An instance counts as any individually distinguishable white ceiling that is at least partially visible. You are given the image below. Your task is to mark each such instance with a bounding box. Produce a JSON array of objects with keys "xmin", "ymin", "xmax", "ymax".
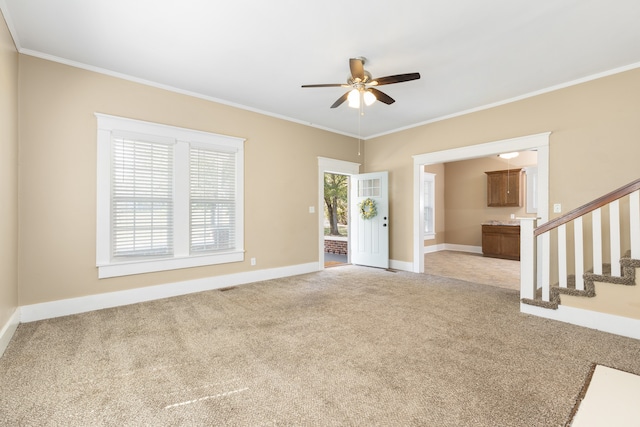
[{"xmin": 3, "ymin": 0, "xmax": 640, "ymax": 138}]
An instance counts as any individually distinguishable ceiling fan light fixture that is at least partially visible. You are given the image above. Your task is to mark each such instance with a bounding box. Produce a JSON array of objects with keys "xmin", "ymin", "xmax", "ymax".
[
  {"xmin": 348, "ymin": 88, "xmax": 360, "ymax": 108},
  {"xmin": 363, "ymin": 90, "xmax": 376, "ymax": 106}
]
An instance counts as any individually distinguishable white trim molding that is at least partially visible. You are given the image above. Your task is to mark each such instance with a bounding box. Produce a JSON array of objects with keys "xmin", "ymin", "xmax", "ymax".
[
  {"xmin": 423, "ymin": 244, "xmax": 482, "ymax": 254},
  {"xmin": 21, "ymin": 262, "xmax": 318, "ymax": 323},
  {"xmin": 390, "ymin": 259, "xmax": 413, "ymax": 272},
  {"xmin": 95, "ymin": 113, "xmax": 246, "ymax": 278},
  {"xmin": 520, "ymin": 303, "xmax": 640, "ymax": 341},
  {"xmin": 0, "ymin": 308, "xmax": 20, "ymax": 358},
  {"xmin": 412, "ymin": 132, "xmax": 550, "ymax": 273},
  {"xmin": 424, "ymin": 243, "xmax": 447, "ymax": 254},
  {"xmin": 445, "ymin": 244, "xmax": 483, "ymax": 254}
]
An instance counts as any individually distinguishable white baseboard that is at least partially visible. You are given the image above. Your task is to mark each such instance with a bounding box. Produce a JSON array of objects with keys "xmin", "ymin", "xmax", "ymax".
[
  {"xmin": 20, "ymin": 262, "xmax": 318, "ymax": 323},
  {"xmin": 423, "ymin": 244, "xmax": 447, "ymax": 254},
  {"xmin": 424, "ymin": 244, "xmax": 483, "ymax": 255},
  {"xmin": 390, "ymin": 259, "xmax": 413, "ymax": 272},
  {"xmin": 444, "ymin": 244, "xmax": 483, "ymax": 254},
  {"xmin": 0, "ymin": 308, "xmax": 20, "ymax": 357},
  {"xmin": 520, "ymin": 303, "xmax": 640, "ymax": 341}
]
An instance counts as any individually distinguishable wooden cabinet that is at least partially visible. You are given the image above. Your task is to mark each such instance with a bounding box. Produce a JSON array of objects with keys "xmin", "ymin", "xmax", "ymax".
[
  {"xmin": 482, "ymin": 224, "xmax": 520, "ymax": 260},
  {"xmin": 485, "ymin": 169, "xmax": 522, "ymax": 207}
]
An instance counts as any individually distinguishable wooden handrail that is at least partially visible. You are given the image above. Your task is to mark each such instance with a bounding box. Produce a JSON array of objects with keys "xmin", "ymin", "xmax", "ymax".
[{"xmin": 534, "ymin": 177, "xmax": 640, "ymax": 237}]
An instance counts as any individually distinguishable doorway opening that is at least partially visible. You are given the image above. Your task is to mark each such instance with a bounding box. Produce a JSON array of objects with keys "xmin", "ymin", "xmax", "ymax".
[
  {"xmin": 324, "ymin": 172, "xmax": 349, "ymax": 268},
  {"xmin": 317, "ymin": 157, "xmax": 361, "ymax": 270},
  {"xmin": 412, "ymin": 132, "xmax": 550, "ymax": 274}
]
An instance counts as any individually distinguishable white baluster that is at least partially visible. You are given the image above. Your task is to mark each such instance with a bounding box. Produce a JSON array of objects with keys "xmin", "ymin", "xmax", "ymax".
[
  {"xmin": 519, "ymin": 218, "xmax": 536, "ymax": 300},
  {"xmin": 592, "ymin": 208, "xmax": 602, "ymax": 275},
  {"xmin": 540, "ymin": 232, "xmax": 551, "ymax": 302},
  {"xmin": 631, "ymin": 190, "xmax": 640, "ymax": 259},
  {"xmin": 610, "ymin": 200, "xmax": 621, "ymax": 276},
  {"xmin": 558, "ymin": 224, "xmax": 567, "ymax": 288},
  {"xmin": 575, "ymin": 217, "xmax": 584, "ymax": 291}
]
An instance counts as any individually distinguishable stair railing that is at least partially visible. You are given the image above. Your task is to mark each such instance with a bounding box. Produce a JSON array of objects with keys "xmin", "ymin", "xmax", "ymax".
[{"xmin": 520, "ymin": 178, "xmax": 640, "ymax": 304}]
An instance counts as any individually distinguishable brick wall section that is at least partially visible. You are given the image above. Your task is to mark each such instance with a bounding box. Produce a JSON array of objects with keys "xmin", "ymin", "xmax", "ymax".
[{"xmin": 324, "ymin": 238, "xmax": 348, "ymax": 255}]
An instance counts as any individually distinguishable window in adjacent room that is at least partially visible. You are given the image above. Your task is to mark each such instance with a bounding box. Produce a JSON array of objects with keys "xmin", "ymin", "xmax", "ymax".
[
  {"xmin": 96, "ymin": 113, "xmax": 245, "ymax": 278},
  {"xmin": 424, "ymin": 172, "xmax": 436, "ymax": 240}
]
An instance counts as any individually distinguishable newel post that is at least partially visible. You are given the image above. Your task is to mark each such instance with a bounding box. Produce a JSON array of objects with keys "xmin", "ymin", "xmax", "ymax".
[{"xmin": 519, "ymin": 218, "xmax": 537, "ymax": 300}]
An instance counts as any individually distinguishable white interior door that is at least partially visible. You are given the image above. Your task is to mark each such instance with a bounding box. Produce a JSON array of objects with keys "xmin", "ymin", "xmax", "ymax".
[{"xmin": 350, "ymin": 171, "xmax": 389, "ymax": 269}]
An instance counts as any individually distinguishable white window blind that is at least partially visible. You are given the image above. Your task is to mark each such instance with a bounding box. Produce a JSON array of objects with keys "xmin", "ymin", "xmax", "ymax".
[
  {"xmin": 424, "ymin": 179, "xmax": 433, "ymax": 233},
  {"xmin": 190, "ymin": 147, "xmax": 236, "ymax": 253},
  {"xmin": 112, "ymin": 137, "xmax": 174, "ymax": 258},
  {"xmin": 96, "ymin": 113, "xmax": 245, "ymax": 279},
  {"xmin": 424, "ymin": 172, "xmax": 435, "ymax": 238}
]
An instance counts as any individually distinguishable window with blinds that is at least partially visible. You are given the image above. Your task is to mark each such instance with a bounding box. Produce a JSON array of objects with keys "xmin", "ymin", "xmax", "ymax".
[
  {"xmin": 424, "ymin": 172, "xmax": 436, "ymax": 239},
  {"xmin": 112, "ymin": 137, "xmax": 174, "ymax": 258},
  {"xmin": 96, "ymin": 113, "xmax": 245, "ymax": 279},
  {"xmin": 190, "ymin": 147, "xmax": 236, "ymax": 253}
]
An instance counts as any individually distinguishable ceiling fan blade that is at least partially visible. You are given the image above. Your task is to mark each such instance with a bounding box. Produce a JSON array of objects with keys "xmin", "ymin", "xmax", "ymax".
[
  {"xmin": 301, "ymin": 83, "xmax": 345, "ymax": 88},
  {"xmin": 369, "ymin": 88, "xmax": 395, "ymax": 105},
  {"xmin": 349, "ymin": 58, "xmax": 365, "ymax": 82},
  {"xmin": 330, "ymin": 92, "xmax": 350, "ymax": 108},
  {"xmin": 372, "ymin": 72, "xmax": 421, "ymax": 86}
]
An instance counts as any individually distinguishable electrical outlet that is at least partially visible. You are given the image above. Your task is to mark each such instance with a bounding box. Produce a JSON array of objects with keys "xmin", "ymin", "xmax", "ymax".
[
  {"xmin": 309, "ymin": 206, "xmax": 315, "ymax": 213},
  {"xmin": 510, "ymin": 214, "xmax": 515, "ymax": 219},
  {"xmin": 553, "ymin": 203, "xmax": 562, "ymax": 213},
  {"xmin": 250, "ymin": 257, "xmax": 256, "ymax": 266}
]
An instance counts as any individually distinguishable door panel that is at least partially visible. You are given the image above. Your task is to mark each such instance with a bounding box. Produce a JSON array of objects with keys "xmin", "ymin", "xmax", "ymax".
[{"xmin": 350, "ymin": 171, "xmax": 389, "ymax": 269}]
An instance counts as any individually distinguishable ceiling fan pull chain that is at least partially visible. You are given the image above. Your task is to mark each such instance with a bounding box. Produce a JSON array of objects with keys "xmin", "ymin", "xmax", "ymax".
[
  {"xmin": 358, "ymin": 107, "xmax": 362, "ymax": 156},
  {"xmin": 507, "ymin": 159, "xmax": 510, "ymax": 194}
]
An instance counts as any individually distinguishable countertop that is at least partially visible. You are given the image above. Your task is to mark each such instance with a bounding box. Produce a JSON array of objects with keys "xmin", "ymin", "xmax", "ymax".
[{"xmin": 481, "ymin": 220, "xmax": 521, "ymax": 226}]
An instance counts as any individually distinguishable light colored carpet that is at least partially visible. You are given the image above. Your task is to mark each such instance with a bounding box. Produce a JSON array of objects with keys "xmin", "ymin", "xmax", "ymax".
[
  {"xmin": 2, "ymin": 265, "xmax": 640, "ymax": 426},
  {"xmin": 425, "ymin": 250, "xmax": 520, "ymax": 290}
]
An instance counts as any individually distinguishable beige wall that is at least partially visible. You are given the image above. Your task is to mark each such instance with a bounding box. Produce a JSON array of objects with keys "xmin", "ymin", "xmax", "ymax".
[
  {"xmin": 366, "ymin": 68, "xmax": 640, "ymax": 263},
  {"xmin": 0, "ymin": 13, "xmax": 19, "ymax": 332},
  {"xmin": 18, "ymin": 55, "xmax": 360, "ymax": 305},
  {"xmin": 10, "ymin": 42, "xmax": 640, "ymax": 312},
  {"xmin": 444, "ymin": 151, "xmax": 537, "ymax": 247}
]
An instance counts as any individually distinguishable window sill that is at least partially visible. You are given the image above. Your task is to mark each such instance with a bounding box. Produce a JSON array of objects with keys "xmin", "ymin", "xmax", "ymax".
[
  {"xmin": 424, "ymin": 233, "xmax": 436, "ymax": 241},
  {"xmin": 97, "ymin": 251, "xmax": 245, "ymax": 279}
]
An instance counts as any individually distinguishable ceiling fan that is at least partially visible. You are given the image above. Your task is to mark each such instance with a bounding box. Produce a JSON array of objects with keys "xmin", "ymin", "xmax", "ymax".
[{"xmin": 301, "ymin": 57, "xmax": 420, "ymax": 109}]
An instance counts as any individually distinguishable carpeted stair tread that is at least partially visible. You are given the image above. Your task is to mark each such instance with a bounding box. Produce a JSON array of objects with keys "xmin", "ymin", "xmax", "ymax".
[{"xmin": 521, "ymin": 251, "xmax": 639, "ymax": 310}]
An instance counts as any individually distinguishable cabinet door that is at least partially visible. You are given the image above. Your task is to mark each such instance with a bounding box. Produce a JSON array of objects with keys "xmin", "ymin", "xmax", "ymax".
[
  {"xmin": 482, "ymin": 225, "xmax": 503, "ymax": 257},
  {"xmin": 504, "ymin": 170, "xmax": 521, "ymax": 206},
  {"xmin": 486, "ymin": 173, "xmax": 505, "ymax": 207},
  {"xmin": 486, "ymin": 169, "xmax": 522, "ymax": 207},
  {"xmin": 501, "ymin": 232, "xmax": 520, "ymax": 260},
  {"xmin": 482, "ymin": 225, "xmax": 521, "ymax": 260}
]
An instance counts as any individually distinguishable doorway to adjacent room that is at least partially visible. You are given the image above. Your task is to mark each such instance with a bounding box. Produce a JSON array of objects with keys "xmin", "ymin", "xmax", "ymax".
[{"xmin": 324, "ymin": 172, "xmax": 349, "ymax": 268}]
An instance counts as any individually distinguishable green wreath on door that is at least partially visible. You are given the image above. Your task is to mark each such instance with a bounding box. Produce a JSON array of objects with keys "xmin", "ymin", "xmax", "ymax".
[{"xmin": 358, "ymin": 198, "xmax": 377, "ymax": 220}]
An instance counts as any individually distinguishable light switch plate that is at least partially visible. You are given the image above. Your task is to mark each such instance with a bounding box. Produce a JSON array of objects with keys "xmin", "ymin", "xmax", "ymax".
[{"xmin": 553, "ymin": 203, "xmax": 562, "ymax": 213}]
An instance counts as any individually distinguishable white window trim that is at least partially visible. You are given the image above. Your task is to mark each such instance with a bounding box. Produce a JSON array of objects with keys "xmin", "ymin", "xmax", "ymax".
[
  {"xmin": 96, "ymin": 113, "xmax": 245, "ymax": 279},
  {"xmin": 423, "ymin": 172, "xmax": 436, "ymax": 240}
]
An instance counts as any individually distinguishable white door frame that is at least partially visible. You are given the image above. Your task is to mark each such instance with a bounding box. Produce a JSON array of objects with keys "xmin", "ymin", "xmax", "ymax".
[
  {"xmin": 318, "ymin": 157, "xmax": 361, "ymax": 270},
  {"xmin": 412, "ymin": 132, "xmax": 551, "ymax": 273}
]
